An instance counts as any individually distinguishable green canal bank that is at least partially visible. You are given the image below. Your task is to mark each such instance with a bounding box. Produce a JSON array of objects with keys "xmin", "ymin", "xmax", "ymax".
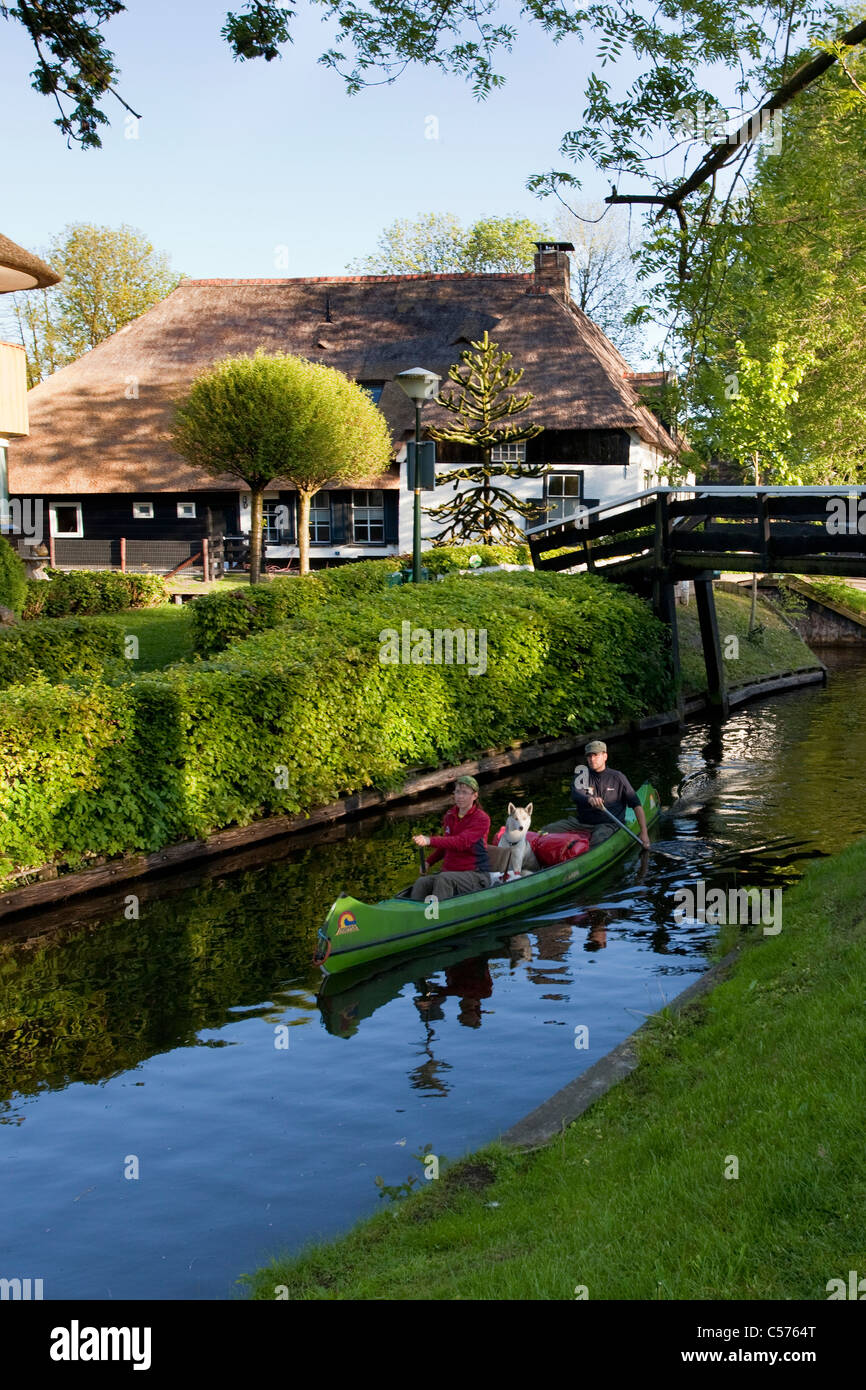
[
  {"xmin": 241, "ymin": 836, "xmax": 866, "ymax": 1300},
  {"xmin": 0, "ymin": 582, "xmax": 823, "ymax": 921}
]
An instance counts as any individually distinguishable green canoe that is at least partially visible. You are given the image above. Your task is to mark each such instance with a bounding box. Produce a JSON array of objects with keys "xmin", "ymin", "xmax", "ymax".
[{"xmin": 316, "ymin": 783, "xmax": 660, "ymax": 975}]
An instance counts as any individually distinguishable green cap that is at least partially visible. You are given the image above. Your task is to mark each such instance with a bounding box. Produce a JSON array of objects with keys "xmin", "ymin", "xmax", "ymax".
[
  {"xmin": 585, "ymin": 740, "xmax": 607, "ymax": 755},
  {"xmin": 455, "ymin": 774, "xmax": 480, "ymax": 792}
]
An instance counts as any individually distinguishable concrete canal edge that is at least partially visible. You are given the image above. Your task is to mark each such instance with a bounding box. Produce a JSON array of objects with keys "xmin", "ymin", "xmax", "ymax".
[
  {"xmin": 501, "ymin": 944, "xmax": 743, "ymax": 1150},
  {"xmin": 0, "ymin": 664, "xmax": 826, "ymax": 925}
]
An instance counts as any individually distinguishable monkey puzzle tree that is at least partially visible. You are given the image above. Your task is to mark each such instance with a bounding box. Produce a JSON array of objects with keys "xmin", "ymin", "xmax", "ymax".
[
  {"xmin": 172, "ymin": 349, "xmax": 393, "ymax": 581},
  {"xmin": 424, "ymin": 332, "xmax": 545, "ymax": 545}
]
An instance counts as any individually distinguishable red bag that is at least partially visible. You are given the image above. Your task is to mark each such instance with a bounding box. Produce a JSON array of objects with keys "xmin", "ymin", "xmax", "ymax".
[{"xmin": 493, "ymin": 827, "xmax": 591, "ymax": 866}]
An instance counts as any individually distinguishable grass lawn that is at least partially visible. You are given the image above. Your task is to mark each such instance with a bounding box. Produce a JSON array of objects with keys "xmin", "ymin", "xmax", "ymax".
[
  {"xmin": 677, "ymin": 588, "xmax": 817, "ymax": 694},
  {"xmin": 100, "ymin": 605, "xmax": 195, "ymax": 671},
  {"xmin": 166, "ymin": 575, "xmax": 249, "ymax": 597},
  {"xmin": 794, "ymin": 576, "xmax": 866, "ymax": 621},
  {"xmin": 240, "ymin": 838, "xmax": 866, "ymax": 1301}
]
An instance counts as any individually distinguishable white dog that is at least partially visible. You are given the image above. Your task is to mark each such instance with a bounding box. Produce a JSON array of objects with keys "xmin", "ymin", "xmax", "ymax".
[{"xmin": 498, "ymin": 802, "xmax": 539, "ymax": 880}]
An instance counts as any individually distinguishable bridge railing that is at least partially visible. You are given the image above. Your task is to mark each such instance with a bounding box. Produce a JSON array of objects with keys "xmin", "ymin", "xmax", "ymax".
[{"xmin": 527, "ymin": 485, "xmax": 866, "ymax": 578}]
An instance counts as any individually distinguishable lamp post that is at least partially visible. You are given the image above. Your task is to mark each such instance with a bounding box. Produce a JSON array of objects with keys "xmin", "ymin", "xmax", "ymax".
[{"xmin": 395, "ymin": 367, "xmax": 440, "ymax": 583}]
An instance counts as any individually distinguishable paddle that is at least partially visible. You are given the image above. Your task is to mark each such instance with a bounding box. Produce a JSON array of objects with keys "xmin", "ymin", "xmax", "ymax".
[{"xmin": 573, "ymin": 765, "xmax": 685, "ymax": 863}]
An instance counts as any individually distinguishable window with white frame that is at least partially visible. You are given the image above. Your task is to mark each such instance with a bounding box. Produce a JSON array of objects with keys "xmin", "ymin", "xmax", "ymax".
[
  {"xmin": 544, "ymin": 471, "xmax": 584, "ymax": 524},
  {"xmin": 49, "ymin": 503, "xmax": 84, "ymax": 538},
  {"xmin": 491, "ymin": 441, "xmax": 527, "ymax": 464},
  {"xmin": 309, "ymin": 492, "xmax": 331, "ymax": 544},
  {"xmin": 177, "ymin": 501, "xmax": 196, "ymax": 519},
  {"xmin": 352, "ymin": 489, "xmax": 384, "ymax": 543},
  {"xmin": 132, "ymin": 501, "xmax": 154, "ymax": 520},
  {"xmin": 263, "ymin": 498, "xmax": 291, "ymax": 544}
]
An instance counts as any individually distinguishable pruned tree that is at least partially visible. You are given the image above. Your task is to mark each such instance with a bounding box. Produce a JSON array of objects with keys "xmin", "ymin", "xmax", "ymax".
[
  {"xmin": 424, "ymin": 332, "xmax": 545, "ymax": 545},
  {"xmin": 171, "ymin": 349, "xmax": 393, "ymax": 581}
]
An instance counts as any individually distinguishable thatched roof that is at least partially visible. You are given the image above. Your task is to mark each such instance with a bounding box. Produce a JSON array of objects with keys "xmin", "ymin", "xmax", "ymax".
[
  {"xmin": 0, "ymin": 233, "xmax": 62, "ymax": 292},
  {"xmin": 10, "ymin": 271, "xmax": 676, "ymax": 495}
]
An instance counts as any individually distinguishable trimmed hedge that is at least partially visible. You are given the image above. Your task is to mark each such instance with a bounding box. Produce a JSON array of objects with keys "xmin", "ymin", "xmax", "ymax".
[
  {"xmin": 0, "ymin": 571, "xmax": 673, "ymax": 887},
  {"xmin": 0, "ymin": 536, "xmax": 27, "ymax": 617},
  {"xmin": 0, "ymin": 616, "xmax": 127, "ymax": 691},
  {"xmin": 190, "ymin": 547, "xmax": 532, "ymax": 657},
  {"xmin": 23, "ymin": 569, "xmax": 169, "ymax": 619},
  {"xmin": 415, "ymin": 542, "xmax": 530, "ymax": 575}
]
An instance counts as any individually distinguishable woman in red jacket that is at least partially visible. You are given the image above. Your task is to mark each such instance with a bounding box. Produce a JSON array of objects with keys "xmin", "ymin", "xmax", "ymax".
[{"xmin": 409, "ymin": 774, "xmax": 491, "ymax": 901}]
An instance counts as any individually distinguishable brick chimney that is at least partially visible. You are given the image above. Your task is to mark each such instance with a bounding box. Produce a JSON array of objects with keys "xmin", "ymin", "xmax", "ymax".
[{"xmin": 532, "ymin": 241, "xmax": 574, "ymax": 298}]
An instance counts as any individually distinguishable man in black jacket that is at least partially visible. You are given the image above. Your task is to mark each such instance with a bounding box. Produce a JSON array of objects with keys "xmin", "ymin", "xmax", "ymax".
[{"xmin": 540, "ymin": 741, "xmax": 651, "ymax": 848}]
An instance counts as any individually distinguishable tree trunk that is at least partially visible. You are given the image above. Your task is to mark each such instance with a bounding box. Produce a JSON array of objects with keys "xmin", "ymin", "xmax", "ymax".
[
  {"xmin": 483, "ymin": 448, "xmax": 493, "ymax": 543},
  {"xmin": 297, "ymin": 489, "xmax": 312, "ymax": 575},
  {"xmin": 249, "ymin": 486, "xmax": 264, "ymax": 585}
]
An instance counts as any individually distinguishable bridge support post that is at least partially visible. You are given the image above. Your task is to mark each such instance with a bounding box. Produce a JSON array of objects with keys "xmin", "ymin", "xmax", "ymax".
[
  {"xmin": 654, "ymin": 578, "xmax": 684, "ymax": 724},
  {"xmin": 694, "ymin": 575, "xmax": 729, "ymax": 718}
]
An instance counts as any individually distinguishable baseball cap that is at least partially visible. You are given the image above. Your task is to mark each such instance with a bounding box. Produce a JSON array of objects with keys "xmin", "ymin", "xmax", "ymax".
[{"xmin": 585, "ymin": 740, "xmax": 607, "ymax": 755}]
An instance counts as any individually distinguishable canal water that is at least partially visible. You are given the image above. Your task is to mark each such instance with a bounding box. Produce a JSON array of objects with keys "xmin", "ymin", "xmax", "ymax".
[{"xmin": 1, "ymin": 649, "xmax": 864, "ymax": 1300}]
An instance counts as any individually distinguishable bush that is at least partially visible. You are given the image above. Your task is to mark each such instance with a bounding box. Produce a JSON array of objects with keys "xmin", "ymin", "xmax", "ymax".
[
  {"xmin": 191, "ymin": 548, "xmax": 532, "ymax": 656},
  {"xmin": 0, "ymin": 571, "xmax": 674, "ymax": 886},
  {"xmin": 0, "ymin": 536, "xmax": 27, "ymax": 617},
  {"xmin": 0, "ymin": 616, "xmax": 127, "ymax": 691},
  {"xmin": 413, "ymin": 542, "xmax": 531, "ymax": 575},
  {"xmin": 22, "ymin": 569, "xmax": 169, "ymax": 619}
]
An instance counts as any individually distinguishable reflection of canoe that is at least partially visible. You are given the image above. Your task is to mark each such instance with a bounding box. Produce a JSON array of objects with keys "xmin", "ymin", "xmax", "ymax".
[
  {"xmin": 317, "ymin": 925, "xmax": 511, "ymax": 1038},
  {"xmin": 316, "ymin": 784, "xmax": 659, "ymax": 975}
]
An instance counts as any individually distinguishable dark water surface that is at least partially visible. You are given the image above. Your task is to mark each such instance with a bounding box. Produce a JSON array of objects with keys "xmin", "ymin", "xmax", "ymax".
[{"xmin": 1, "ymin": 648, "xmax": 864, "ymax": 1300}]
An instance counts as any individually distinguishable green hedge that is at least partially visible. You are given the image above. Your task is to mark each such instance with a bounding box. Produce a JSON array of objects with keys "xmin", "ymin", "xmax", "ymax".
[
  {"xmin": 0, "ymin": 616, "xmax": 127, "ymax": 691},
  {"xmin": 23, "ymin": 569, "xmax": 169, "ymax": 619},
  {"xmin": 0, "ymin": 571, "xmax": 673, "ymax": 887},
  {"xmin": 414, "ymin": 542, "xmax": 531, "ymax": 575},
  {"xmin": 190, "ymin": 548, "xmax": 531, "ymax": 657},
  {"xmin": 0, "ymin": 537, "xmax": 27, "ymax": 617}
]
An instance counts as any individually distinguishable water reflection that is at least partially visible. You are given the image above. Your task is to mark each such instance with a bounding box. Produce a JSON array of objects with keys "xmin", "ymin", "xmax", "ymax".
[{"xmin": 0, "ymin": 647, "xmax": 864, "ymax": 1297}]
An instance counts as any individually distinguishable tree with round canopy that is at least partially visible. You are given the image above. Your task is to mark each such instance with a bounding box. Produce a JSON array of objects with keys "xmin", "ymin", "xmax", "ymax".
[{"xmin": 171, "ymin": 350, "xmax": 393, "ymax": 581}]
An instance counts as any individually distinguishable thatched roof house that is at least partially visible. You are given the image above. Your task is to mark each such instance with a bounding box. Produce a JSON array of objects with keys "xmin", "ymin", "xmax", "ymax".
[{"xmin": 8, "ymin": 245, "xmax": 677, "ymax": 571}]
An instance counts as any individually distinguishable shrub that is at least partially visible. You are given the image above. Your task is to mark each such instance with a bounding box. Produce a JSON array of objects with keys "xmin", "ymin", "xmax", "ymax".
[
  {"xmin": 0, "ymin": 536, "xmax": 27, "ymax": 617},
  {"xmin": 414, "ymin": 542, "xmax": 531, "ymax": 575},
  {"xmin": 22, "ymin": 569, "xmax": 169, "ymax": 619},
  {"xmin": 0, "ymin": 571, "xmax": 674, "ymax": 887},
  {"xmin": 191, "ymin": 547, "xmax": 532, "ymax": 656},
  {"xmin": 190, "ymin": 574, "xmax": 327, "ymax": 658},
  {"xmin": 0, "ymin": 616, "xmax": 127, "ymax": 691}
]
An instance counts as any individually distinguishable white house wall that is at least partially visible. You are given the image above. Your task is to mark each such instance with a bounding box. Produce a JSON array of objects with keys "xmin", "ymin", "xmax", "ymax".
[{"xmin": 251, "ymin": 438, "xmax": 683, "ymax": 563}]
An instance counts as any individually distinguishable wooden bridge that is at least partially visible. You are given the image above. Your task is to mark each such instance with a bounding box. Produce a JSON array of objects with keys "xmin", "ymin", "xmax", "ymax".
[{"xmin": 526, "ymin": 485, "xmax": 866, "ymax": 718}]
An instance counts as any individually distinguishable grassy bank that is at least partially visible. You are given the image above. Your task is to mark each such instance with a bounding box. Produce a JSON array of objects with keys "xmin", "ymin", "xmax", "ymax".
[
  {"xmin": 241, "ymin": 838, "xmax": 866, "ymax": 1300},
  {"xmin": 794, "ymin": 576, "xmax": 866, "ymax": 621},
  {"xmin": 677, "ymin": 589, "xmax": 816, "ymax": 694}
]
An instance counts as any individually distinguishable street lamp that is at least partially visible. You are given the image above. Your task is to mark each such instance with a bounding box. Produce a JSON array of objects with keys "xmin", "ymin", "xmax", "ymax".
[{"xmin": 396, "ymin": 367, "xmax": 440, "ymax": 583}]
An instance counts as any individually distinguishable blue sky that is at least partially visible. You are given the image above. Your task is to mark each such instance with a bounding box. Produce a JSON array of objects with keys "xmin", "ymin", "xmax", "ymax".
[{"xmin": 0, "ymin": 1, "xmax": 623, "ymax": 279}]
